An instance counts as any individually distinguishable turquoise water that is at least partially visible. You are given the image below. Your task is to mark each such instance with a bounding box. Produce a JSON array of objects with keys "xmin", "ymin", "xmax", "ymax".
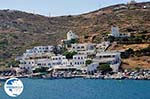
[{"xmin": 0, "ymin": 78, "xmax": 150, "ymax": 99}]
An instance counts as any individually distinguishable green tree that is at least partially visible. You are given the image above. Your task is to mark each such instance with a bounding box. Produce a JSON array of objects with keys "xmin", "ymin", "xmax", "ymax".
[
  {"xmin": 85, "ymin": 60, "xmax": 92, "ymax": 65},
  {"xmin": 70, "ymin": 39, "xmax": 78, "ymax": 44},
  {"xmin": 97, "ymin": 64, "xmax": 112, "ymax": 73},
  {"xmin": 126, "ymin": 48, "xmax": 134, "ymax": 55},
  {"xmin": 63, "ymin": 51, "xmax": 77, "ymax": 59},
  {"xmin": 33, "ymin": 67, "xmax": 49, "ymax": 73},
  {"xmin": 121, "ymin": 48, "xmax": 134, "ymax": 58},
  {"xmin": 108, "ymin": 36, "xmax": 115, "ymax": 42},
  {"xmin": 7, "ymin": 60, "xmax": 20, "ymax": 67}
]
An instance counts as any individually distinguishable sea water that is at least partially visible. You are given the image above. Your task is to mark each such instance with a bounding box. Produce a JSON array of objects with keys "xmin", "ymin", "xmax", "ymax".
[{"xmin": 0, "ymin": 78, "xmax": 150, "ymax": 99}]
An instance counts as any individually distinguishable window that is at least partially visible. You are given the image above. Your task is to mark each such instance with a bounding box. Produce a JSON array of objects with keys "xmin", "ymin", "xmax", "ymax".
[
  {"xmin": 81, "ymin": 46, "xmax": 84, "ymax": 48},
  {"xmin": 103, "ymin": 55, "xmax": 111, "ymax": 58},
  {"xmin": 112, "ymin": 55, "xmax": 116, "ymax": 57}
]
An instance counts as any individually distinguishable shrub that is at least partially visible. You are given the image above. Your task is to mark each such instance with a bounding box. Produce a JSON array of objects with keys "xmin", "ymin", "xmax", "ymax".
[
  {"xmin": 33, "ymin": 67, "xmax": 49, "ymax": 73},
  {"xmin": 85, "ymin": 60, "xmax": 92, "ymax": 65},
  {"xmin": 63, "ymin": 51, "xmax": 77, "ymax": 59},
  {"xmin": 97, "ymin": 64, "xmax": 112, "ymax": 73}
]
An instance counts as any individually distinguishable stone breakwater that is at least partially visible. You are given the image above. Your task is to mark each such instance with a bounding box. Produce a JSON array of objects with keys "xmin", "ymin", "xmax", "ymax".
[
  {"xmin": 38, "ymin": 69, "xmax": 150, "ymax": 80},
  {"xmin": 84, "ymin": 69, "xmax": 150, "ymax": 80},
  {"xmin": 0, "ymin": 69, "xmax": 150, "ymax": 80}
]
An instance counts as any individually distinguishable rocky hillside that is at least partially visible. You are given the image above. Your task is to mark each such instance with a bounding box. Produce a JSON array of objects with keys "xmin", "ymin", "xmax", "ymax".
[{"xmin": 0, "ymin": 2, "xmax": 150, "ymax": 67}]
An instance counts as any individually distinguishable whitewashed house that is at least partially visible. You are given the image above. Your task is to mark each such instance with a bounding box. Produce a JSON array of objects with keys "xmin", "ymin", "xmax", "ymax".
[
  {"xmin": 127, "ymin": 0, "xmax": 136, "ymax": 4},
  {"xmin": 19, "ymin": 51, "xmax": 68, "ymax": 70},
  {"xmin": 23, "ymin": 46, "xmax": 54, "ymax": 56},
  {"xmin": 108, "ymin": 26, "xmax": 130, "ymax": 38},
  {"xmin": 19, "ymin": 57, "xmax": 53, "ymax": 73},
  {"xmin": 93, "ymin": 52, "xmax": 121, "ymax": 72},
  {"xmin": 69, "ymin": 54, "xmax": 87, "ymax": 67},
  {"xmin": 51, "ymin": 55, "xmax": 69, "ymax": 67},
  {"xmin": 19, "ymin": 59, "xmax": 36, "ymax": 73},
  {"xmin": 67, "ymin": 30, "xmax": 78, "ymax": 40},
  {"xmin": 70, "ymin": 43, "xmax": 96, "ymax": 55},
  {"xmin": 143, "ymin": 4, "xmax": 150, "ymax": 9},
  {"xmin": 113, "ymin": 5, "xmax": 127, "ymax": 10},
  {"xmin": 96, "ymin": 41, "xmax": 110, "ymax": 52},
  {"xmin": 87, "ymin": 62, "xmax": 99, "ymax": 73},
  {"xmin": 93, "ymin": 52, "xmax": 121, "ymax": 63},
  {"xmin": 35, "ymin": 59, "xmax": 51, "ymax": 67}
]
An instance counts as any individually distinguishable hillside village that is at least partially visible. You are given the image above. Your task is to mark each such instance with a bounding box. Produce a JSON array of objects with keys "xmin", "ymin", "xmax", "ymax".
[
  {"xmin": 6, "ymin": 26, "xmax": 148, "ymax": 80},
  {"xmin": 18, "ymin": 27, "xmax": 121, "ymax": 74},
  {"xmin": 0, "ymin": 2, "xmax": 150, "ymax": 68},
  {"xmin": 0, "ymin": 1, "xmax": 150, "ymax": 80}
]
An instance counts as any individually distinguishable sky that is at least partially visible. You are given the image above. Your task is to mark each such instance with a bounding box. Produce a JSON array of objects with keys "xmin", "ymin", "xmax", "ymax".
[{"xmin": 0, "ymin": 0, "xmax": 149, "ymax": 16}]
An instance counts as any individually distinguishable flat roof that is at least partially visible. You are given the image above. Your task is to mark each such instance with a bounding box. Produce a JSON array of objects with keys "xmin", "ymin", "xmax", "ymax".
[{"xmin": 96, "ymin": 52, "xmax": 120, "ymax": 56}]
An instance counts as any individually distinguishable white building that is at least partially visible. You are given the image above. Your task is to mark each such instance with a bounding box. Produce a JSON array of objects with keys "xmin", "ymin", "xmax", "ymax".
[
  {"xmin": 108, "ymin": 26, "xmax": 130, "ymax": 38},
  {"xmin": 127, "ymin": 0, "xmax": 136, "ymax": 4},
  {"xmin": 70, "ymin": 43, "xmax": 96, "ymax": 55},
  {"xmin": 96, "ymin": 41, "xmax": 110, "ymax": 52},
  {"xmin": 36, "ymin": 59, "xmax": 51, "ymax": 67},
  {"xmin": 19, "ymin": 53, "xmax": 88, "ymax": 72},
  {"xmin": 19, "ymin": 59, "xmax": 36, "ymax": 73},
  {"xmin": 113, "ymin": 5, "xmax": 127, "ymax": 10},
  {"xmin": 24, "ymin": 46, "xmax": 54, "ymax": 56},
  {"xmin": 19, "ymin": 55, "xmax": 69, "ymax": 72},
  {"xmin": 87, "ymin": 62, "xmax": 99, "ymax": 73},
  {"xmin": 69, "ymin": 54, "xmax": 87, "ymax": 67},
  {"xmin": 93, "ymin": 52, "xmax": 121, "ymax": 72},
  {"xmin": 51, "ymin": 55, "xmax": 69, "ymax": 67},
  {"xmin": 67, "ymin": 30, "xmax": 78, "ymax": 40},
  {"xmin": 93, "ymin": 52, "xmax": 121, "ymax": 63},
  {"xmin": 19, "ymin": 58, "xmax": 52, "ymax": 71}
]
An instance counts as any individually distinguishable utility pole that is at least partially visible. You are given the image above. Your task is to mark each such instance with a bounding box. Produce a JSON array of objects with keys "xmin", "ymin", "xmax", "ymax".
[
  {"xmin": 48, "ymin": 12, "xmax": 51, "ymax": 17},
  {"xmin": 32, "ymin": 10, "xmax": 35, "ymax": 14}
]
